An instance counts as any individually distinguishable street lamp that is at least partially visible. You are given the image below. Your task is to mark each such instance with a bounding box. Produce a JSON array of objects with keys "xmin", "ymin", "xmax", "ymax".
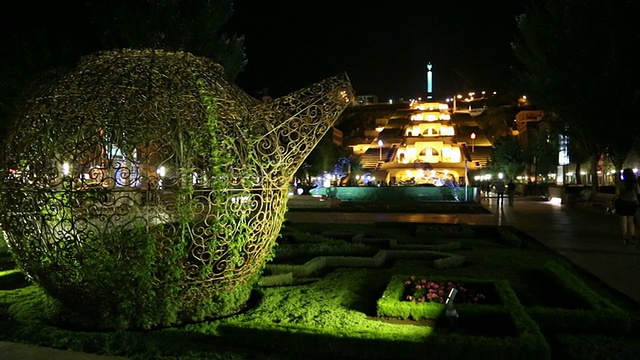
[
  {"xmin": 451, "ymin": 94, "xmax": 462, "ymax": 112},
  {"xmin": 378, "ymin": 139, "xmax": 384, "ymax": 160},
  {"xmin": 470, "ymin": 132, "xmax": 476, "ymax": 152}
]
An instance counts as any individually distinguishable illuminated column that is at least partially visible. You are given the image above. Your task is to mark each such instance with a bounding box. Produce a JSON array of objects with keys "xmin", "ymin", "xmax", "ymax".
[{"xmin": 426, "ymin": 62, "xmax": 433, "ymax": 99}]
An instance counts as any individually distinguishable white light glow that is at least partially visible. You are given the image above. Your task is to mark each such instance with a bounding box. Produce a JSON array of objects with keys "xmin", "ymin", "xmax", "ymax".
[{"xmin": 549, "ymin": 197, "xmax": 562, "ymax": 206}]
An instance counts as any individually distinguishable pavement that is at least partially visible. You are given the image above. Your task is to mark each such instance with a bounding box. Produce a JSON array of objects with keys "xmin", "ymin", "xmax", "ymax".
[
  {"xmin": 2, "ymin": 193, "xmax": 639, "ymax": 359},
  {"xmin": 0, "ymin": 341, "xmax": 128, "ymax": 360}
]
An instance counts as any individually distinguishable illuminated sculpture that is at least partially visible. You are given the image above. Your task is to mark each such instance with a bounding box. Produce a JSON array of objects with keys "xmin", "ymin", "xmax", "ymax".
[{"xmin": 0, "ymin": 49, "xmax": 353, "ymax": 329}]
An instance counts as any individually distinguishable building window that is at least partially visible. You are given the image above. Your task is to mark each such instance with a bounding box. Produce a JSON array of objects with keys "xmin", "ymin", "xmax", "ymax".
[{"xmin": 419, "ymin": 147, "xmax": 439, "ymax": 156}]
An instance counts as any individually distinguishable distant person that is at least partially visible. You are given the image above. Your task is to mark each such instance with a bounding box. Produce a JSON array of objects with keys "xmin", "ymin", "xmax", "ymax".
[
  {"xmin": 482, "ymin": 181, "xmax": 490, "ymax": 197},
  {"xmin": 507, "ymin": 179, "xmax": 516, "ymax": 205},
  {"xmin": 615, "ymin": 168, "xmax": 640, "ymax": 245},
  {"xmin": 494, "ymin": 178, "xmax": 506, "ymax": 206}
]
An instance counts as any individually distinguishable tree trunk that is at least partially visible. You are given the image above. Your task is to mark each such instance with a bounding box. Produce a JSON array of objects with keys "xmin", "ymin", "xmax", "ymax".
[{"xmin": 590, "ymin": 156, "xmax": 599, "ymax": 193}]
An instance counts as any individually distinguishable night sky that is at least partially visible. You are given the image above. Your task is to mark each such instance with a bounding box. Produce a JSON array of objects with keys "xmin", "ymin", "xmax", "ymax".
[
  {"xmin": 1, "ymin": 1, "xmax": 528, "ymax": 102},
  {"xmin": 225, "ymin": 0, "xmax": 528, "ymax": 100}
]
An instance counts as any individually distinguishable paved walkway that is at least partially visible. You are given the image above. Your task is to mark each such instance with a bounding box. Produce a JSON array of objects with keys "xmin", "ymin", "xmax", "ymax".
[
  {"xmin": 285, "ymin": 195, "xmax": 640, "ymax": 307},
  {"xmin": 0, "ymin": 341, "xmax": 128, "ymax": 360}
]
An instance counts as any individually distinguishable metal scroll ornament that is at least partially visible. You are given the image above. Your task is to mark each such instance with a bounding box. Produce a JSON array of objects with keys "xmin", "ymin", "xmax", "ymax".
[{"xmin": 0, "ymin": 49, "xmax": 354, "ymax": 329}]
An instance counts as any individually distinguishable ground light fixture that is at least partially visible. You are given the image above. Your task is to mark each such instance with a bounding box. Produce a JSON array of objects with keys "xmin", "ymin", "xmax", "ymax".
[{"xmin": 445, "ymin": 287, "xmax": 459, "ymax": 329}]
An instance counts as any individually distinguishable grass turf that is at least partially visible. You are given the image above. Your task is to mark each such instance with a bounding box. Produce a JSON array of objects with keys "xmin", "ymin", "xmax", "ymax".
[{"xmin": 1, "ymin": 217, "xmax": 639, "ymax": 359}]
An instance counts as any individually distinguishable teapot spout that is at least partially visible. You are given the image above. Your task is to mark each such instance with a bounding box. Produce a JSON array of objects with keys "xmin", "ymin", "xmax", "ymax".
[{"xmin": 251, "ymin": 73, "xmax": 354, "ymax": 181}]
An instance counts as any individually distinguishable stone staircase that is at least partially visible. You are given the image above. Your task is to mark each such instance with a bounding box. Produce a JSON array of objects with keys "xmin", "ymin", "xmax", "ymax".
[{"xmin": 360, "ymin": 148, "xmax": 394, "ymax": 169}]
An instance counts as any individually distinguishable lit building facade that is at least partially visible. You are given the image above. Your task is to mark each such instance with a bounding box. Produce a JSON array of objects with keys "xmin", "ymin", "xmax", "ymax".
[{"xmin": 350, "ymin": 101, "xmax": 480, "ymax": 186}]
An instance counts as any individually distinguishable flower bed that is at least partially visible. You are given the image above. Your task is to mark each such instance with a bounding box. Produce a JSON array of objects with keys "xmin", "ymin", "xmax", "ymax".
[
  {"xmin": 377, "ymin": 275, "xmax": 511, "ymax": 321},
  {"xmin": 402, "ymin": 276, "xmax": 488, "ymax": 305}
]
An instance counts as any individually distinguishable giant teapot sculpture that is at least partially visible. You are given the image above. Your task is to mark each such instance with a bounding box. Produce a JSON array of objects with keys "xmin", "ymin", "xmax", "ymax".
[{"xmin": 0, "ymin": 49, "xmax": 353, "ymax": 329}]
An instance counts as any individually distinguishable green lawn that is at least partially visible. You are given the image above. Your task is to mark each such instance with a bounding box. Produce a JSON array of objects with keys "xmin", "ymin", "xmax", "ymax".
[{"xmin": 1, "ymin": 219, "xmax": 639, "ymax": 359}]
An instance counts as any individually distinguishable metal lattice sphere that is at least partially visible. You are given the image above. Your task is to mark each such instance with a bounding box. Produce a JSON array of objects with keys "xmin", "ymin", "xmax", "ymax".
[{"xmin": 0, "ymin": 49, "xmax": 353, "ymax": 329}]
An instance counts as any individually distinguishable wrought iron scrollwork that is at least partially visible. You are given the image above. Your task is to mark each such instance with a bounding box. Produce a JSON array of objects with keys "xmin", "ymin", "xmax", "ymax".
[{"xmin": 0, "ymin": 49, "xmax": 353, "ymax": 327}]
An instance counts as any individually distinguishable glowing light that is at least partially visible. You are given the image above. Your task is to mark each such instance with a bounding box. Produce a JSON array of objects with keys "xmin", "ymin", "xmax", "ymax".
[
  {"xmin": 62, "ymin": 163, "xmax": 70, "ymax": 176},
  {"xmin": 549, "ymin": 197, "xmax": 562, "ymax": 206},
  {"xmin": 426, "ymin": 62, "xmax": 433, "ymax": 94},
  {"xmin": 231, "ymin": 195, "xmax": 250, "ymax": 204},
  {"xmin": 158, "ymin": 166, "xmax": 166, "ymax": 177},
  {"xmin": 441, "ymin": 126, "xmax": 455, "ymax": 136}
]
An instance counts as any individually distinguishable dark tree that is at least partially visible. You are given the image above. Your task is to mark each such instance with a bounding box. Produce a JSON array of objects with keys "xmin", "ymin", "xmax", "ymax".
[
  {"xmin": 512, "ymin": 0, "xmax": 640, "ymax": 189},
  {"xmin": 488, "ymin": 135, "xmax": 526, "ymax": 181},
  {"xmin": 296, "ymin": 131, "xmax": 351, "ymax": 185},
  {"xmin": 0, "ymin": 2, "xmax": 96, "ymax": 144},
  {"xmin": 0, "ymin": 1, "xmax": 247, "ymax": 146},
  {"xmin": 86, "ymin": 0, "xmax": 247, "ymax": 80},
  {"xmin": 524, "ymin": 120, "xmax": 559, "ymax": 181}
]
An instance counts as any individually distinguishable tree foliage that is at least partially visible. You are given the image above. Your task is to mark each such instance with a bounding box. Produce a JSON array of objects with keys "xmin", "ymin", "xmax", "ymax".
[
  {"xmin": 488, "ymin": 135, "xmax": 525, "ymax": 180},
  {"xmin": 0, "ymin": 1, "xmax": 246, "ymax": 145},
  {"xmin": 86, "ymin": 0, "xmax": 246, "ymax": 81},
  {"xmin": 524, "ymin": 122, "xmax": 558, "ymax": 180},
  {"xmin": 512, "ymin": 0, "xmax": 640, "ymax": 185},
  {"xmin": 296, "ymin": 132, "xmax": 351, "ymax": 185}
]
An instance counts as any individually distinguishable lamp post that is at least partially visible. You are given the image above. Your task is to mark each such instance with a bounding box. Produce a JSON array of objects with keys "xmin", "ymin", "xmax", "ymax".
[
  {"xmin": 453, "ymin": 94, "xmax": 462, "ymax": 112},
  {"xmin": 378, "ymin": 139, "xmax": 383, "ymax": 160},
  {"xmin": 470, "ymin": 132, "xmax": 476, "ymax": 153}
]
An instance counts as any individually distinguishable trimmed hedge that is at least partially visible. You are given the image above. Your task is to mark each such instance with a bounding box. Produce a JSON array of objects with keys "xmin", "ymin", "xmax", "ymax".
[
  {"xmin": 263, "ymin": 250, "xmax": 465, "ymax": 282},
  {"xmin": 524, "ymin": 261, "xmax": 630, "ymax": 334}
]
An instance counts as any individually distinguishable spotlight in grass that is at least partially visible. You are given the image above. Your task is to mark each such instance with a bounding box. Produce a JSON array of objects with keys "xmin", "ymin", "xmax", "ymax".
[{"xmin": 446, "ymin": 288, "xmax": 459, "ymax": 329}]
